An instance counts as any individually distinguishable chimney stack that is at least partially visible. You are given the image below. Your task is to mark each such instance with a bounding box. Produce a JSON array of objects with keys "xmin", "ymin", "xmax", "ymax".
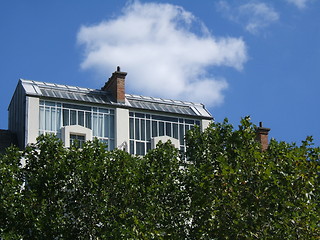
[
  {"xmin": 256, "ymin": 122, "xmax": 270, "ymax": 151},
  {"xmin": 101, "ymin": 66, "xmax": 127, "ymax": 103}
]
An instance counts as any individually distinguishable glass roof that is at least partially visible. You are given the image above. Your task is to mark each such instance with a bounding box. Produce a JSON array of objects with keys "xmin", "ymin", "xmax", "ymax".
[
  {"xmin": 39, "ymin": 88, "xmax": 113, "ymax": 104},
  {"xmin": 127, "ymin": 99, "xmax": 197, "ymax": 116},
  {"xmin": 20, "ymin": 79, "xmax": 212, "ymax": 119}
]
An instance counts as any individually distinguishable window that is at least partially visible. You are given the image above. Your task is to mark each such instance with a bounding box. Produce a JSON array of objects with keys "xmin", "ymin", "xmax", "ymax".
[
  {"xmin": 70, "ymin": 134, "xmax": 85, "ymax": 148},
  {"xmin": 39, "ymin": 100, "xmax": 115, "ymax": 150},
  {"xmin": 129, "ymin": 111, "xmax": 201, "ymax": 155}
]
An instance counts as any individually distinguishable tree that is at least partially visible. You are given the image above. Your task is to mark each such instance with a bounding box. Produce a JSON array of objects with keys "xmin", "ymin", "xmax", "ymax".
[
  {"xmin": 0, "ymin": 118, "xmax": 319, "ymax": 239},
  {"xmin": 185, "ymin": 117, "xmax": 320, "ymax": 239},
  {"xmin": 0, "ymin": 135, "xmax": 141, "ymax": 239},
  {"xmin": 0, "ymin": 145, "xmax": 23, "ymax": 239},
  {"xmin": 133, "ymin": 141, "xmax": 188, "ymax": 239}
]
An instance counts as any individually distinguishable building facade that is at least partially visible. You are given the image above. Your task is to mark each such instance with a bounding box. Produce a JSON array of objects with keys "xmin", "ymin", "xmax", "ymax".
[{"xmin": 8, "ymin": 67, "xmax": 213, "ymax": 155}]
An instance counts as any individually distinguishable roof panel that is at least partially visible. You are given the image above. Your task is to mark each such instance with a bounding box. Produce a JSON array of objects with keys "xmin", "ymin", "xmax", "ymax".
[
  {"xmin": 19, "ymin": 79, "xmax": 212, "ymax": 119},
  {"xmin": 21, "ymin": 81, "xmax": 41, "ymax": 95},
  {"xmin": 127, "ymin": 99, "xmax": 199, "ymax": 117},
  {"xmin": 60, "ymin": 91, "xmax": 68, "ymax": 99},
  {"xmin": 193, "ymin": 105, "xmax": 212, "ymax": 118}
]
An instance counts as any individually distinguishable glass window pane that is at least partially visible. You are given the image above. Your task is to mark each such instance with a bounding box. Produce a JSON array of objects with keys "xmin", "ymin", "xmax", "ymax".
[
  {"xmin": 63, "ymin": 109, "xmax": 69, "ymax": 126},
  {"xmin": 93, "ymin": 113, "xmax": 98, "ymax": 136},
  {"xmin": 166, "ymin": 122, "xmax": 171, "ymax": 137},
  {"xmin": 63, "ymin": 103, "xmax": 91, "ymax": 111},
  {"xmin": 78, "ymin": 135, "xmax": 85, "ymax": 141},
  {"xmin": 153, "ymin": 115, "xmax": 178, "ymax": 122},
  {"xmin": 147, "ymin": 142, "xmax": 151, "ymax": 152},
  {"xmin": 45, "ymin": 107, "xmax": 50, "ymax": 130},
  {"xmin": 141, "ymin": 142, "xmax": 145, "ymax": 155},
  {"xmin": 159, "ymin": 122, "xmax": 164, "ymax": 136},
  {"xmin": 39, "ymin": 106, "xmax": 45, "ymax": 130},
  {"xmin": 136, "ymin": 142, "xmax": 145, "ymax": 155},
  {"xmin": 109, "ymin": 139, "xmax": 115, "ymax": 150},
  {"xmin": 70, "ymin": 134, "xmax": 85, "ymax": 148},
  {"xmin": 78, "ymin": 111, "xmax": 84, "ymax": 126},
  {"xmin": 135, "ymin": 113, "xmax": 145, "ymax": 118},
  {"xmin": 173, "ymin": 123, "xmax": 178, "ymax": 139},
  {"xmin": 98, "ymin": 114, "xmax": 103, "ymax": 137},
  {"xmin": 179, "ymin": 124, "xmax": 184, "ymax": 145},
  {"xmin": 146, "ymin": 120, "xmax": 151, "ymax": 140},
  {"xmin": 56, "ymin": 131, "xmax": 61, "ymax": 140},
  {"xmin": 110, "ymin": 114, "xmax": 115, "ymax": 138},
  {"xmin": 104, "ymin": 115, "xmax": 109, "ymax": 138},
  {"xmin": 130, "ymin": 140, "xmax": 134, "ymax": 154},
  {"xmin": 129, "ymin": 118, "xmax": 134, "ymax": 139},
  {"xmin": 46, "ymin": 101, "xmax": 55, "ymax": 107},
  {"xmin": 99, "ymin": 108, "xmax": 109, "ymax": 113},
  {"xmin": 185, "ymin": 119, "xmax": 194, "ymax": 124},
  {"xmin": 70, "ymin": 110, "xmax": 77, "ymax": 125},
  {"xmin": 142, "ymin": 142, "xmax": 146, "ymax": 155},
  {"xmin": 56, "ymin": 109, "xmax": 61, "ymax": 131},
  {"xmin": 51, "ymin": 108, "xmax": 56, "ymax": 131},
  {"xmin": 152, "ymin": 121, "xmax": 158, "ymax": 137},
  {"xmin": 85, "ymin": 112, "xmax": 92, "ymax": 129},
  {"xmin": 185, "ymin": 125, "xmax": 190, "ymax": 134},
  {"xmin": 135, "ymin": 119, "xmax": 140, "ymax": 140},
  {"xmin": 141, "ymin": 119, "xmax": 145, "ymax": 141},
  {"xmin": 98, "ymin": 139, "xmax": 108, "ymax": 149}
]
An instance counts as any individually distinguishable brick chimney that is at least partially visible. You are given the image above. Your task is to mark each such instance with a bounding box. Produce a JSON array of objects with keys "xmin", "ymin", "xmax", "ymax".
[
  {"xmin": 256, "ymin": 122, "xmax": 270, "ymax": 151},
  {"xmin": 101, "ymin": 66, "xmax": 127, "ymax": 103}
]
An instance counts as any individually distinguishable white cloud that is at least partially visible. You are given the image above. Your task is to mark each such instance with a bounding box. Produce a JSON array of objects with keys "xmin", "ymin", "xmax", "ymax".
[
  {"xmin": 286, "ymin": 0, "xmax": 311, "ymax": 9},
  {"xmin": 217, "ymin": 1, "xmax": 279, "ymax": 34},
  {"xmin": 77, "ymin": 1, "xmax": 247, "ymax": 107}
]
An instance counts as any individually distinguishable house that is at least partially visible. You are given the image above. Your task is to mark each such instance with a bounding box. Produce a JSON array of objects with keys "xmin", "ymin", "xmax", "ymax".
[{"xmin": 7, "ymin": 67, "xmax": 213, "ymax": 155}]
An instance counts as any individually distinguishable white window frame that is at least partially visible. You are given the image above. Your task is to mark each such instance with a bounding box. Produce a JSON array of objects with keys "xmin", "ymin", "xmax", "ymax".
[{"xmin": 61, "ymin": 125, "xmax": 92, "ymax": 148}]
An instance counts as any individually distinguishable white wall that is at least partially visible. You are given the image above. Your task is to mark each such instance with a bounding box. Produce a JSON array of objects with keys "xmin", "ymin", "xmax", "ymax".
[
  {"xmin": 151, "ymin": 136, "xmax": 180, "ymax": 149},
  {"xmin": 115, "ymin": 108, "xmax": 129, "ymax": 151},
  {"xmin": 201, "ymin": 119, "xmax": 212, "ymax": 131},
  {"xmin": 25, "ymin": 96, "xmax": 39, "ymax": 146}
]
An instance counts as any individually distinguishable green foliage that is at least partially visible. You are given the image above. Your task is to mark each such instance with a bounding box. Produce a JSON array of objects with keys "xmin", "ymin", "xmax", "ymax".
[
  {"xmin": 135, "ymin": 141, "xmax": 187, "ymax": 239},
  {"xmin": 185, "ymin": 117, "xmax": 320, "ymax": 239},
  {"xmin": 0, "ymin": 145, "xmax": 23, "ymax": 239},
  {"xmin": 0, "ymin": 118, "xmax": 319, "ymax": 239}
]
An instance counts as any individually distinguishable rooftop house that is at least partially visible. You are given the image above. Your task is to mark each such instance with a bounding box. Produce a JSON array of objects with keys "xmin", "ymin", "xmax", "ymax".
[{"xmin": 8, "ymin": 67, "xmax": 213, "ymax": 155}]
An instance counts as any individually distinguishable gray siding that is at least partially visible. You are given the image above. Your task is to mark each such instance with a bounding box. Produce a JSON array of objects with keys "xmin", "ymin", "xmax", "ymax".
[
  {"xmin": 0, "ymin": 130, "xmax": 18, "ymax": 153},
  {"xmin": 8, "ymin": 81, "xmax": 26, "ymax": 149}
]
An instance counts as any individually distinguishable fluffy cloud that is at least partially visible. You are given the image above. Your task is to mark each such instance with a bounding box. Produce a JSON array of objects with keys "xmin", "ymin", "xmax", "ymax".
[
  {"xmin": 286, "ymin": 0, "xmax": 312, "ymax": 9},
  {"xmin": 77, "ymin": 1, "xmax": 247, "ymax": 107},
  {"xmin": 217, "ymin": 1, "xmax": 279, "ymax": 34}
]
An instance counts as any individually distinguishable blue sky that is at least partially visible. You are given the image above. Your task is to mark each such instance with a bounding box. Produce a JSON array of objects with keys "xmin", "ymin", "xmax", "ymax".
[{"xmin": 1, "ymin": 0, "xmax": 319, "ymax": 145}]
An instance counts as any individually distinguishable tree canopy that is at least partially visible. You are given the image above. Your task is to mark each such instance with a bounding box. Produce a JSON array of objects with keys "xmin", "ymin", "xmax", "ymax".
[{"xmin": 1, "ymin": 118, "xmax": 319, "ymax": 239}]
